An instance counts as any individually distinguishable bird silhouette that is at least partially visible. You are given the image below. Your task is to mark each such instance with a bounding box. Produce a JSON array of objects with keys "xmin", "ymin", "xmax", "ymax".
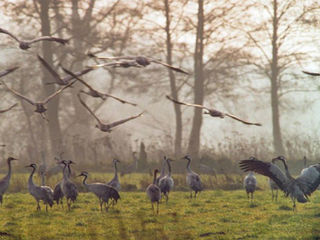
[
  {"xmin": 77, "ymin": 93, "xmax": 143, "ymax": 132},
  {"xmin": 0, "ymin": 28, "xmax": 69, "ymax": 50},
  {"xmin": 37, "ymin": 55, "xmax": 93, "ymax": 86},
  {"xmin": 166, "ymin": 95, "xmax": 262, "ymax": 126},
  {"xmin": 1, "ymin": 80, "xmax": 75, "ymax": 120},
  {"xmin": 89, "ymin": 54, "xmax": 189, "ymax": 74},
  {"xmin": 62, "ymin": 67, "xmax": 137, "ymax": 106}
]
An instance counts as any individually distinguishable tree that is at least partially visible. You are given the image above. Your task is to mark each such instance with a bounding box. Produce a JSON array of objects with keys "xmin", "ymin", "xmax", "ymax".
[{"xmin": 239, "ymin": 0, "xmax": 320, "ymax": 155}]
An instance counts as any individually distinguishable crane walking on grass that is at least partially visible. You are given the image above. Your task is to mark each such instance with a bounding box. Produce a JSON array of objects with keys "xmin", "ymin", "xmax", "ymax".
[
  {"xmin": 146, "ymin": 169, "xmax": 161, "ymax": 214},
  {"xmin": 239, "ymin": 156, "xmax": 320, "ymax": 210},
  {"xmin": 61, "ymin": 161, "xmax": 78, "ymax": 211},
  {"xmin": 26, "ymin": 163, "xmax": 54, "ymax": 212},
  {"xmin": 0, "ymin": 157, "xmax": 17, "ymax": 206},
  {"xmin": 244, "ymin": 171, "xmax": 257, "ymax": 202},
  {"xmin": 184, "ymin": 155, "xmax": 203, "ymax": 198},
  {"xmin": 159, "ymin": 158, "xmax": 174, "ymax": 203},
  {"xmin": 107, "ymin": 159, "xmax": 121, "ymax": 191},
  {"xmin": 79, "ymin": 171, "xmax": 120, "ymax": 212}
]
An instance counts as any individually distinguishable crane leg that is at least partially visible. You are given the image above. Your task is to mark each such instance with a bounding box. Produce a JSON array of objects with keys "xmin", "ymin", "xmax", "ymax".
[
  {"xmin": 275, "ymin": 190, "xmax": 278, "ymax": 202},
  {"xmin": 194, "ymin": 192, "xmax": 197, "ymax": 199},
  {"xmin": 156, "ymin": 202, "xmax": 159, "ymax": 214},
  {"xmin": 37, "ymin": 201, "xmax": 41, "ymax": 211},
  {"xmin": 151, "ymin": 202, "xmax": 154, "ymax": 213},
  {"xmin": 46, "ymin": 204, "xmax": 48, "ymax": 212},
  {"xmin": 165, "ymin": 193, "xmax": 169, "ymax": 203},
  {"xmin": 190, "ymin": 192, "xmax": 193, "ymax": 198},
  {"xmin": 99, "ymin": 199, "xmax": 103, "ymax": 212},
  {"xmin": 271, "ymin": 189, "xmax": 274, "ymax": 201},
  {"xmin": 0, "ymin": 195, "xmax": 2, "ymax": 206}
]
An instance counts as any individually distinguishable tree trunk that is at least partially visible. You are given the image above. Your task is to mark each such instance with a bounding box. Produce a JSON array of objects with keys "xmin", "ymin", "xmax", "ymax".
[
  {"xmin": 164, "ymin": 0, "xmax": 182, "ymax": 157},
  {"xmin": 39, "ymin": 0, "xmax": 62, "ymax": 156},
  {"xmin": 188, "ymin": 0, "xmax": 204, "ymax": 160},
  {"xmin": 271, "ymin": 0, "xmax": 285, "ymax": 155}
]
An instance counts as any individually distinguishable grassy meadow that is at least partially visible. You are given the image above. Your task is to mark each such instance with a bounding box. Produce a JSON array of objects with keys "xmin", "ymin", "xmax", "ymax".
[{"xmin": 0, "ymin": 173, "xmax": 319, "ymax": 239}]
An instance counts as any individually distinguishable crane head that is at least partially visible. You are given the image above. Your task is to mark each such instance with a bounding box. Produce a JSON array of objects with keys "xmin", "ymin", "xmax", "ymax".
[
  {"xmin": 25, "ymin": 163, "xmax": 36, "ymax": 169},
  {"xmin": 7, "ymin": 157, "xmax": 18, "ymax": 162},
  {"xmin": 78, "ymin": 171, "xmax": 88, "ymax": 177},
  {"xmin": 113, "ymin": 159, "xmax": 120, "ymax": 163},
  {"xmin": 182, "ymin": 155, "xmax": 191, "ymax": 161}
]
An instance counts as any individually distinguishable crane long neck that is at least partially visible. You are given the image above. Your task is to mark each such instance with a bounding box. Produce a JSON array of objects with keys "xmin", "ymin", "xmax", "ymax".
[
  {"xmin": 114, "ymin": 161, "xmax": 118, "ymax": 177},
  {"xmin": 186, "ymin": 158, "xmax": 192, "ymax": 173},
  {"xmin": 82, "ymin": 175, "xmax": 88, "ymax": 186},
  {"xmin": 281, "ymin": 159, "xmax": 293, "ymax": 179},
  {"xmin": 63, "ymin": 164, "xmax": 69, "ymax": 180},
  {"xmin": 153, "ymin": 171, "xmax": 158, "ymax": 184},
  {"xmin": 6, "ymin": 160, "xmax": 12, "ymax": 179},
  {"xmin": 167, "ymin": 160, "xmax": 172, "ymax": 177},
  {"xmin": 28, "ymin": 167, "xmax": 36, "ymax": 186}
]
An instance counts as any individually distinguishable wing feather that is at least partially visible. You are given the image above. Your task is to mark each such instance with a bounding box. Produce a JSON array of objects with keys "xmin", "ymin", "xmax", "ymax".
[
  {"xmin": 239, "ymin": 158, "xmax": 288, "ymax": 192},
  {"xmin": 225, "ymin": 113, "xmax": 262, "ymax": 126}
]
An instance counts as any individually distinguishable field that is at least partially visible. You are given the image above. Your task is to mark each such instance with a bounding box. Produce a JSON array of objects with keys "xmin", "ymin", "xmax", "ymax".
[{"xmin": 1, "ymin": 185, "xmax": 320, "ymax": 240}]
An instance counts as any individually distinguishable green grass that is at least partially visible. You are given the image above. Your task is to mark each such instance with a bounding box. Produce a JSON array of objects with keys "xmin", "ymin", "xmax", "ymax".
[{"xmin": 0, "ymin": 190, "xmax": 319, "ymax": 240}]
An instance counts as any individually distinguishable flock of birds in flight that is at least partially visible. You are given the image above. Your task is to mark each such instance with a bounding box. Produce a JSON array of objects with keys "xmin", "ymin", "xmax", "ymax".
[{"xmin": 0, "ymin": 27, "xmax": 320, "ymax": 214}]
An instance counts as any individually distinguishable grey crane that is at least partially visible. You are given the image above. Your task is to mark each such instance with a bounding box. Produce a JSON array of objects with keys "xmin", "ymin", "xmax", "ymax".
[
  {"xmin": 184, "ymin": 155, "xmax": 203, "ymax": 198},
  {"xmin": 53, "ymin": 160, "xmax": 73, "ymax": 206},
  {"xmin": 156, "ymin": 156, "xmax": 167, "ymax": 186},
  {"xmin": 77, "ymin": 93, "xmax": 143, "ymax": 132},
  {"xmin": 159, "ymin": 158, "xmax": 174, "ymax": 203},
  {"xmin": 107, "ymin": 159, "xmax": 121, "ymax": 191},
  {"xmin": 79, "ymin": 171, "xmax": 120, "ymax": 212},
  {"xmin": 37, "ymin": 55, "xmax": 93, "ymax": 86},
  {"xmin": 62, "ymin": 67, "xmax": 137, "ymax": 106},
  {"xmin": 26, "ymin": 163, "xmax": 54, "ymax": 212},
  {"xmin": 60, "ymin": 161, "xmax": 78, "ymax": 210},
  {"xmin": 0, "ymin": 157, "xmax": 17, "ymax": 206},
  {"xmin": 166, "ymin": 95, "xmax": 262, "ymax": 126},
  {"xmin": 146, "ymin": 169, "xmax": 161, "ymax": 214},
  {"xmin": 0, "ymin": 28, "xmax": 69, "ymax": 50},
  {"xmin": 239, "ymin": 156, "xmax": 320, "ymax": 210},
  {"xmin": 90, "ymin": 55, "xmax": 189, "ymax": 75},
  {"xmin": 1, "ymin": 80, "xmax": 75, "ymax": 120},
  {"xmin": 243, "ymin": 171, "xmax": 257, "ymax": 201}
]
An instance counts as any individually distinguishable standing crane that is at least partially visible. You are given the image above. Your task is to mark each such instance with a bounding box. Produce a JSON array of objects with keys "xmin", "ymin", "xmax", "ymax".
[
  {"xmin": 53, "ymin": 160, "xmax": 72, "ymax": 206},
  {"xmin": 146, "ymin": 169, "xmax": 161, "ymax": 214},
  {"xmin": 79, "ymin": 171, "xmax": 120, "ymax": 212},
  {"xmin": 60, "ymin": 161, "xmax": 78, "ymax": 210},
  {"xmin": 107, "ymin": 159, "xmax": 121, "ymax": 191},
  {"xmin": 243, "ymin": 171, "xmax": 257, "ymax": 202},
  {"xmin": 239, "ymin": 156, "xmax": 320, "ymax": 210},
  {"xmin": 183, "ymin": 155, "xmax": 203, "ymax": 198},
  {"xmin": 26, "ymin": 163, "xmax": 54, "ymax": 212},
  {"xmin": 0, "ymin": 157, "xmax": 17, "ymax": 206},
  {"xmin": 159, "ymin": 158, "xmax": 174, "ymax": 203}
]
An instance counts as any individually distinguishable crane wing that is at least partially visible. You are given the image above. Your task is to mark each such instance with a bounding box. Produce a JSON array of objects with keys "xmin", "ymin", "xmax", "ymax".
[
  {"xmin": 28, "ymin": 36, "xmax": 69, "ymax": 45},
  {"xmin": 0, "ymin": 103, "xmax": 18, "ymax": 113},
  {"xmin": 239, "ymin": 158, "xmax": 288, "ymax": 192},
  {"xmin": 296, "ymin": 164, "xmax": 320, "ymax": 196},
  {"xmin": 77, "ymin": 93, "xmax": 102, "ymax": 124},
  {"xmin": 37, "ymin": 55, "xmax": 65, "ymax": 85},
  {"xmin": 302, "ymin": 71, "xmax": 320, "ymax": 76},
  {"xmin": 1, "ymin": 81, "xmax": 35, "ymax": 105},
  {"xmin": 150, "ymin": 59, "xmax": 190, "ymax": 75},
  {"xmin": 62, "ymin": 68, "xmax": 93, "ymax": 83},
  {"xmin": 0, "ymin": 28, "xmax": 20, "ymax": 42},
  {"xmin": 0, "ymin": 67, "xmax": 19, "ymax": 78},
  {"xmin": 43, "ymin": 80, "xmax": 75, "ymax": 104},
  {"xmin": 106, "ymin": 112, "xmax": 143, "ymax": 129},
  {"xmin": 61, "ymin": 67, "xmax": 93, "ymax": 90},
  {"xmin": 166, "ymin": 95, "xmax": 208, "ymax": 110},
  {"xmin": 225, "ymin": 113, "xmax": 262, "ymax": 126}
]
